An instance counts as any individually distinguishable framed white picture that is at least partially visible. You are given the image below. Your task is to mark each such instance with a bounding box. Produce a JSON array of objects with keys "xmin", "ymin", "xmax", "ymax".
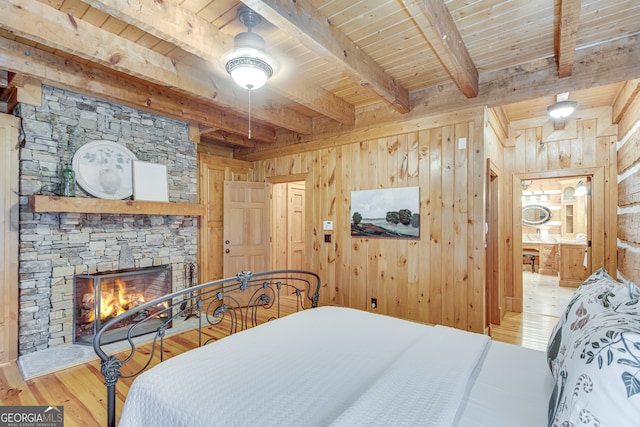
[{"xmin": 132, "ymin": 160, "xmax": 169, "ymax": 202}]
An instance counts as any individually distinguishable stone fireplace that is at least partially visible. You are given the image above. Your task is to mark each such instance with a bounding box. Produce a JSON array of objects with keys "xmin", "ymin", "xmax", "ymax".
[
  {"xmin": 74, "ymin": 265, "xmax": 172, "ymax": 345},
  {"xmin": 16, "ymin": 85, "xmax": 199, "ymax": 357}
]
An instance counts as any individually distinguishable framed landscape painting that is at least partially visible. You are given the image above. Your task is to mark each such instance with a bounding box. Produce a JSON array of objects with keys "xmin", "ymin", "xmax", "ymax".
[{"xmin": 351, "ymin": 186, "xmax": 420, "ymax": 239}]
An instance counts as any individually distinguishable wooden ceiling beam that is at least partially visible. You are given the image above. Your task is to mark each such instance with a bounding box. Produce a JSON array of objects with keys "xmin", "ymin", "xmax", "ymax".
[
  {"xmin": 199, "ymin": 126, "xmax": 221, "ymax": 136},
  {"xmin": 242, "ymin": 0, "xmax": 410, "ymax": 114},
  {"xmin": 1, "ymin": 0, "xmax": 311, "ymax": 135},
  {"xmin": 0, "ymin": 37, "xmax": 277, "ymax": 144},
  {"xmin": 201, "ymin": 131, "xmax": 258, "ymax": 149},
  {"xmin": 197, "ymin": 124, "xmax": 273, "ymax": 147},
  {"xmin": 82, "ymin": 0, "xmax": 355, "ymax": 126},
  {"xmin": 556, "ymin": 0, "xmax": 582, "ymax": 78},
  {"xmin": 0, "ymin": 70, "xmax": 10, "ymax": 88},
  {"xmin": 612, "ymin": 79, "xmax": 640, "ymax": 124},
  {"xmin": 0, "ymin": 87, "xmax": 18, "ymax": 114},
  {"xmin": 253, "ymin": 33, "xmax": 640, "ymax": 153},
  {"xmin": 401, "ymin": 0, "xmax": 479, "ymax": 98}
]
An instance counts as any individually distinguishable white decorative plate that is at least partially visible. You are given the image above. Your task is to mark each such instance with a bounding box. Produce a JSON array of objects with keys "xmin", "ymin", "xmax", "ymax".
[{"xmin": 72, "ymin": 140, "xmax": 138, "ymax": 200}]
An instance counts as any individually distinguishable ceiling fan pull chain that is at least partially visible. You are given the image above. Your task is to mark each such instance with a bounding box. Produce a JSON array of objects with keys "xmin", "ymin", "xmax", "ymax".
[{"xmin": 248, "ymin": 86, "xmax": 252, "ymax": 139}]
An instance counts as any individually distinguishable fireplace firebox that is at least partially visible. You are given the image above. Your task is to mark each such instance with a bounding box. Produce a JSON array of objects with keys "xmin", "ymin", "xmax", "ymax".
[{"xmin": 73, "ymin": 265, "xmax": 172, "ymax": 345}]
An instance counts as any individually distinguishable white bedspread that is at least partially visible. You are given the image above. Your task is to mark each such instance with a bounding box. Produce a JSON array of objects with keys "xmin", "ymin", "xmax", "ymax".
[
  {"xmin": 118, "ymin": 306, "xmax": 545, "ymax": 427},
  {"xmin": 329, "ymin": 325, "xmax": 489, "ymax": 427}
]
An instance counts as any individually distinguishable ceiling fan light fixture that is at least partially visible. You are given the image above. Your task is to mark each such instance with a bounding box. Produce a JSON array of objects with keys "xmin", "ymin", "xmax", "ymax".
[
  {"xmin": 225, "ymin": 50, "xmax": 273, "ymax": 90},
  {"xmin": 547, "ymin": 100, "xmax": 577, "ymax": 120},
  {"xmin": 225, "ymin": 7, "xmax": 275, "ymax": 91}
]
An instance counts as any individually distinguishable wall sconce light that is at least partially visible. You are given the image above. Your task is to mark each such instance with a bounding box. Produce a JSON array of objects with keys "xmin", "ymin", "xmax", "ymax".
[
  {"xmin": 575, "ymin": 180, "xmax": 588, "ymax": 196},
  {"xmin": 521, "ymin": 180, "xmax": 533, "ymax": 191}
]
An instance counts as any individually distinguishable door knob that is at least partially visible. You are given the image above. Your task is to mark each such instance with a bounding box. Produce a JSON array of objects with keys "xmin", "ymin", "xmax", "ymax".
[
  {"xmin": 225, "ymin": 240, "xmax": 230, "ymax": 244},
  {"xmin": 225, "ymin": 249, "xmax": 230, "ymax": 253}
]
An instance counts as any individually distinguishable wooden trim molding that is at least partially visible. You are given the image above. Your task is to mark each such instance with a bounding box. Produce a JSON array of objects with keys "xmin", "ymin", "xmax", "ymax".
[{"xmin": 0, "ymin": 113, "xmax": 20, "ymax": 365}]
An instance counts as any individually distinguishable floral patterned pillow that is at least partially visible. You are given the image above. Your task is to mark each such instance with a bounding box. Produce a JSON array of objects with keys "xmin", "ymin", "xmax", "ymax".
[
  {"xmin": 546, "ymin": 268, "xmax": 639, "ymax": 378},
  {"xmin": 548, "ymin": 299, "xmax": 640, "ymax": 426}
]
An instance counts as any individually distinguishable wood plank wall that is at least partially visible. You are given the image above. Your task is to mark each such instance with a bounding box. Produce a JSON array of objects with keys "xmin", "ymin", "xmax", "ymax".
[
  {"xmin": 245, "ymin": 102, "xmax": 623, "ymax": 330},
  {"xmin": 504, "ymin": 108, "xmax": 619, "ymax": 310},
  {"xmin": 616, "ymin": 85, "xmax": 640, "ymax": 284},
  {"xmin": 252, "ymin": 109, "xmax": 487, "ymax": 333}
]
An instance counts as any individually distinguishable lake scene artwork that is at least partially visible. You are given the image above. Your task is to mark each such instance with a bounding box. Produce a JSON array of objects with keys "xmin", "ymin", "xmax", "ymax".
[{"xmin": 351, "ymin": 187, "xmax": 420, "ymax": 239}]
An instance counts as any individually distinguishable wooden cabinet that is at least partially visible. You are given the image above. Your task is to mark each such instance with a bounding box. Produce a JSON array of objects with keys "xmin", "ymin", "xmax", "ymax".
[
  {"xmin": 522, "ymin": 243, "xmax": 558, "ymax": 275},
  {"xmin": 559, "ymin": 244, "xmax": 589, "ymax": 287},
  {"xmin": 538, "ymin": 244, "xmax": 558, "ymax": 276},
  {"xmin": 560, "ymin": 183, "xmax": 586, "ymax": 238}
]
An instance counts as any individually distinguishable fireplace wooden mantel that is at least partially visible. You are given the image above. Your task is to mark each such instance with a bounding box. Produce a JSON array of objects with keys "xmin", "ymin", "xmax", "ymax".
[{"xmin": 28, "ymin": 195, "xmax": 206, "ymax": 216}]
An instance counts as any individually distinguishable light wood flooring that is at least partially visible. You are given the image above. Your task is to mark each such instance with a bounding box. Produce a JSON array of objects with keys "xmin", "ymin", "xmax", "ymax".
[
  {"xmin": 490, "ymin": 271, "xmax": 575, "ymax": 352},
  {"xmin": 1, "ymin": 280, "xmax": 576, "ymax": 427}
]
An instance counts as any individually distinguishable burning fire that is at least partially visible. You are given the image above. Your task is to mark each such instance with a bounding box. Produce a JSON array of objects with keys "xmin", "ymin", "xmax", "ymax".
[{"xmin": 86, "ymin": 279, "xmax": 146, "ymax": 323}]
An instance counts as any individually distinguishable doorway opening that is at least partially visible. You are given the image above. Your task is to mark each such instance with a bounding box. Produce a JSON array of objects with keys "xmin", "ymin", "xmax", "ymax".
[
  {"xmin": 518, "ymin": 175, "xmax": 590, "ymax": 342},
  {"xmin": 271, "ymin": 181, "xmax": 306, "ymax": 272},
  {"xmin": 486, "ymin": 161, "xmax": 501, "ymax": 329}
]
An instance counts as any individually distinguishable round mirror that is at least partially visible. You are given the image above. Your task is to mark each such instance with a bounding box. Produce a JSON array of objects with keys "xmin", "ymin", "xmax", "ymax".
[{"xmin": 522, "ymin": 204, "xmax": 552, "ymax": 226}]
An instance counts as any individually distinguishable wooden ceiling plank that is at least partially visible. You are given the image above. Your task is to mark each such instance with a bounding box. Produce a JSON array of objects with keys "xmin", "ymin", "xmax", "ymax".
[
  {"xmin": 99, "ymin": 16, "xmax": 130, "ymax": 35},
  {"xmin": 82, "ymin": 0, "xmax": 354, "ymax": 125},
  {"xmin": 241, "ymin": 0, "xmax": 411, "ymax": 114},
  {"xmin": 79, "ymin": 4, "xmax": 110, "ymax": 28},
  {"xmin": 59, "ymin": 0, "xmax": 91, "ymax": 17},
  {"xmin": 0, "ymin": 37, "xmax": 277, "ymax": 144},
  {"xmin": 401, "ymin": 0, "xmax": 479, "ymax": 98},
  {"xmin": 2, "ymin": 0, "xmax": 311, "ymax": 135},
  {"xmin": 81, "ymin": 0, "xmax": 232, "ymax": 62},
  {"xmin": 556, "ymin": 0, "xmax": 582, "ymax": 78},
  {"xmin": 118, "ymin": 24, "xmax": 147, "ymax": 42}
]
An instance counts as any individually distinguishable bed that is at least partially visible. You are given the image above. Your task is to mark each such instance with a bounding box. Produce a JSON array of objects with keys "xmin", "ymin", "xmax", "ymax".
[{"xmin": 93, "ymin": 268, "xmax": 640, "ymax": 427}]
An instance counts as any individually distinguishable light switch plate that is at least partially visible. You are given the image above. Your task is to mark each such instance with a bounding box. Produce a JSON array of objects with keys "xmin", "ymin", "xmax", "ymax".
[{"xmin": 323, "ymin": 221, "xmax": 333, "ymax": 231}]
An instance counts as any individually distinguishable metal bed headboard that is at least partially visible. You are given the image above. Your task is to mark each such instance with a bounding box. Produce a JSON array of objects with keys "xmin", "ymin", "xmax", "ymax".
[{"xmin": 93, "ymin": 269, "xmax": 320, "ymax": 427}]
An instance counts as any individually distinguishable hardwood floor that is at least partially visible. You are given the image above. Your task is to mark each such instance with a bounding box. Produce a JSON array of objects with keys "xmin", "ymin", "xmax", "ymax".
[
  {"xmin": 490, "ymin": 271, "xmax": 575, "ymax": 352},
  {"xmin": 0, "ymin": 298, "xmax": 304, "ymax": 427},
  {"xmin": 489, "ymin": 311, "xmax": 560, "ymax": 352},
  {"xmin": 0, "ymin": 281, "xmax": 574, "ymax": 427}
]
